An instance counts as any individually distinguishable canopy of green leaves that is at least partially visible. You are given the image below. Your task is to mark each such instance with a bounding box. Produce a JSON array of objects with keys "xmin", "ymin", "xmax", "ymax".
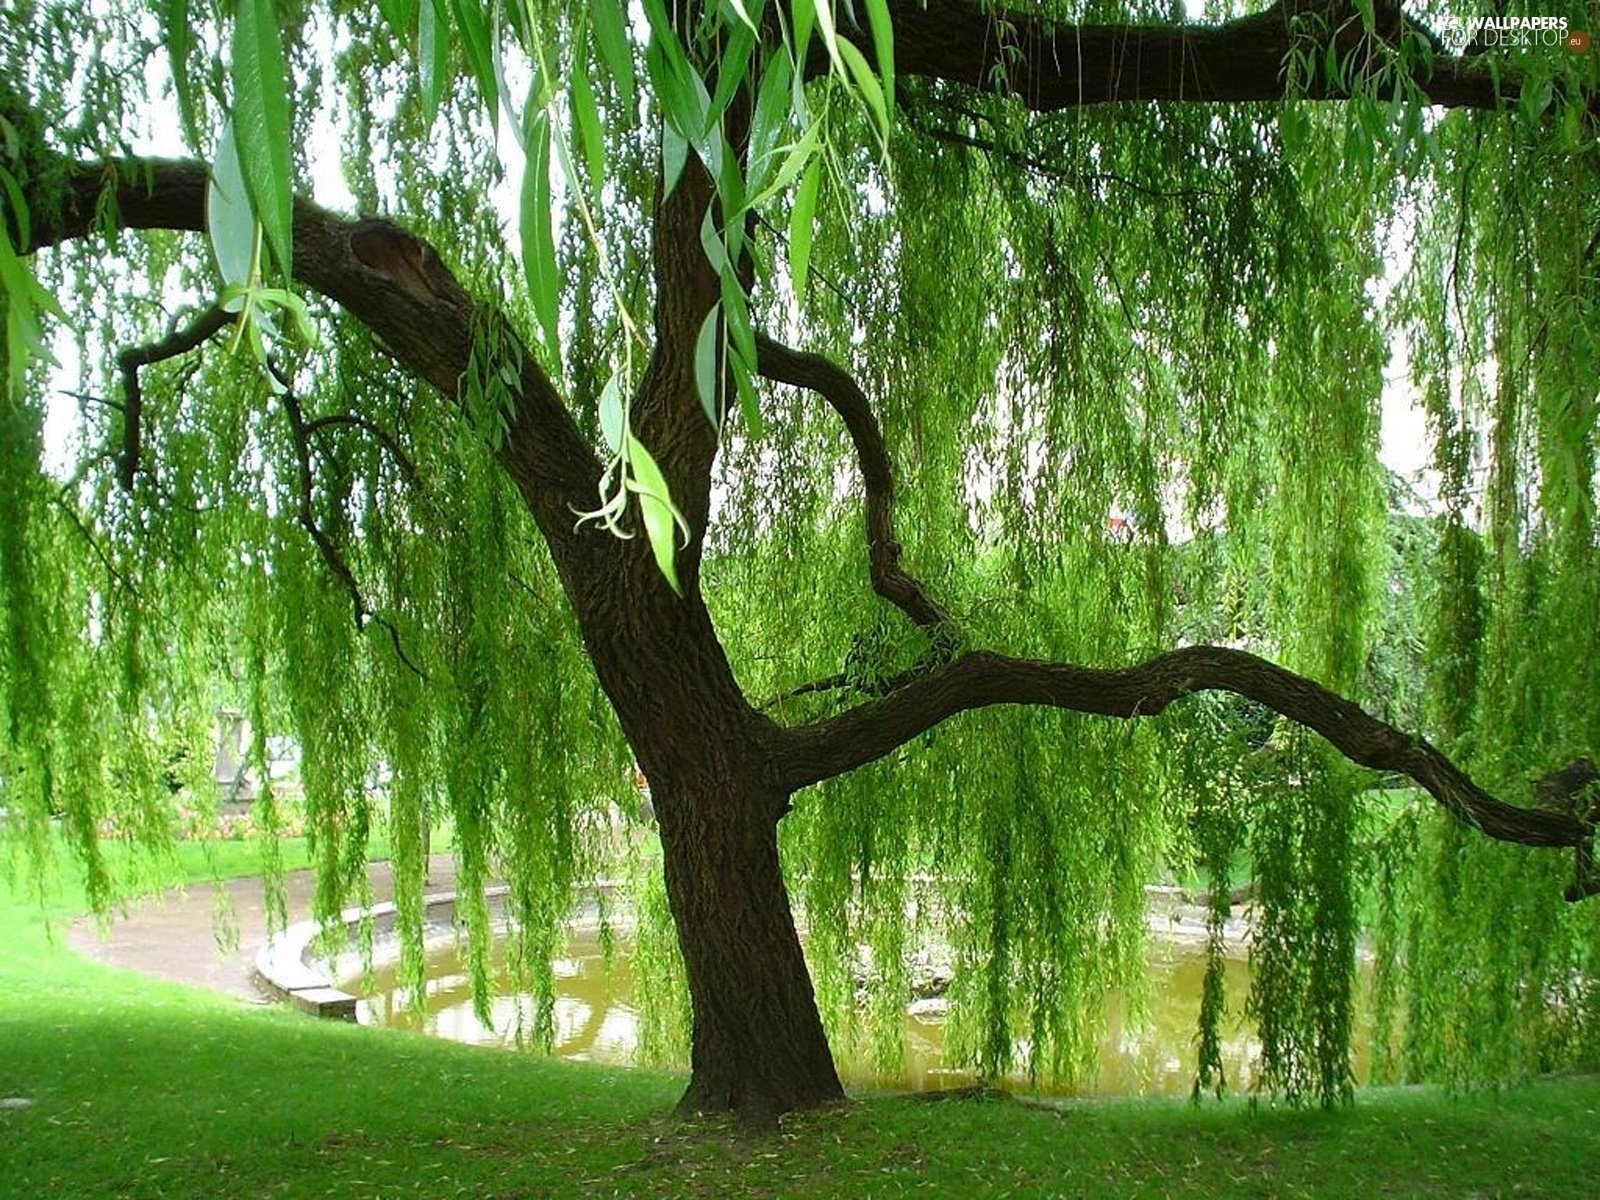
[{"xmin": 1, "ymin": 0, "xmax": 1597, "ymax": 1104}]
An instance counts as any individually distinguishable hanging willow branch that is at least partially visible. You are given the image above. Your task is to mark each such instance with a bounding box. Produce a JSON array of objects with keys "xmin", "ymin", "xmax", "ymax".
[
  {"xmin": 303, "ymin": 411, "xmax": 420, "ymax": 488},
  {"xmin": 775, "ymin": 647, "xmax": 1598, "ymax": 892},
  {"xmin": 280, "ymin": 382, "xmax": 428, "ymax": 681},
  {"xmin": 901, "ymin": 104, "xmax": 1231, "ymax": 202},
  {"xmin": 30, "ymin": 158, "xmax": 602, "ymax": 561}
]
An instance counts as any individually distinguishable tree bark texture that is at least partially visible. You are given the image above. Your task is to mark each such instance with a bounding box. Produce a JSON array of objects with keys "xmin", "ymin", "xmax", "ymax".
[{"xmin": 656, "ymin": 766, "xmax": 845, "ymax": 1120}]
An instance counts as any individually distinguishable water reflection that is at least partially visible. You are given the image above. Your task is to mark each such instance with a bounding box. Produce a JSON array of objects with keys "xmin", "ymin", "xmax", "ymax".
[{"xmin": 350, "ymin": 928, "xmax": 1356, "ymax": 1098}]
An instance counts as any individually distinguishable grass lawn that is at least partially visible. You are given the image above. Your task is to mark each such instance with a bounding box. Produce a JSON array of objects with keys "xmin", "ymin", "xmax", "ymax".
[{"xmin": 2, "ymin": 839, "xmax": 1598, "ymax": 1198}]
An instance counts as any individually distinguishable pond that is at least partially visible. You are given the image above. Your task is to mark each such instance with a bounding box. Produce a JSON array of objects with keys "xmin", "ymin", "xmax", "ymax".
[{"xmin": 347, "ymin": 924, "xmax": 1371, "ymax": 1097}]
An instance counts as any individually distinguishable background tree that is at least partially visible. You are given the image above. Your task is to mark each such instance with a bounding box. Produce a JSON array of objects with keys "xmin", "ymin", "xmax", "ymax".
[{"xmin": 2, "ymin": 0, "xmax": 1597, "ymax": 1122}]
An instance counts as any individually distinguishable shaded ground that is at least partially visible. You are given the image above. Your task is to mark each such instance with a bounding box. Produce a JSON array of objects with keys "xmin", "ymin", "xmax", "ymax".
[{"xmin": 68, "ymin": 854, "xmax": 460, "ymax": 1000}]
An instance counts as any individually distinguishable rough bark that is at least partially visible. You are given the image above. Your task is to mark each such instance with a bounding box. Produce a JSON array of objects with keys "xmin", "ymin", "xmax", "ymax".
[
  {"xmin": 572, "ymin": 578, "xmax": 844, "ymax": 1121},
  {"xmin": 654, "ymin": 762, "xmax": 845, "ymax": 1123}
]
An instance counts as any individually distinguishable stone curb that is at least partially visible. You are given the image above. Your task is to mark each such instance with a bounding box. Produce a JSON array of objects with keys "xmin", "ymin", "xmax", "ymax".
[{"xmin": 252, "ymin": 884, "xmax": 513, "ymax": 1019}]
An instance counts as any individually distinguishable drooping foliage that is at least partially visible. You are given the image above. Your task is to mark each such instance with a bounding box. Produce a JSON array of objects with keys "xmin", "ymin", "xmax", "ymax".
[{"xmin": 1, "ymin": 0, "xmax": 1597, "ymax": 1109}]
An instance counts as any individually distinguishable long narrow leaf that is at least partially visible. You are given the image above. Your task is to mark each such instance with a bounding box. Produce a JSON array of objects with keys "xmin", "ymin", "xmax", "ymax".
[
  {"xmin": 810, "ymin": 0, "xmax": 845, "ymax": 78},
  {"xmin": 789, "ymin": 156, "xmax": 821, "ymax": 301},
  {"xmin": 837, "ymin": 38, "xmax": 888, "ymax": 142},
  {"xmin": 694, "ymin": 303, "xmax": 722, "ymax": 428},
  {"xmin": 730, "ymin": 347, "xmax": 765, "ymax": 438},
  {"xmin": 207, "ymin": 121, "xmax": 255, "ymax": 288},
  {"xmin": 520, "ymin": 110, "xmax": 560, "ymax": 361},
  {"xmin": 626, "ymin": 436, "xmax": 687, "ymax": 596},
  {"xmin": 449, "ymin": 0, "xmax": 499, "ymax": 126},
  {"xmin": 864, "ymin": 0, "xmax": 895, "ymax": 116},
  {"xmin": 419, "ymin": 0, "xmax": 448, "ymax": 129},
  {"xmin": 590, "ymin": 0, "xmax": 636, "ymax": 114},
  {"xmin": 747, "ymin": 53, "xmax": 793, "ymax": 198},
  {"xmin": 571, "ymin": 33, "xmax": 606, "ymax": 202},
  {"xmin": 161, "ymin": 0, "xmax": 201, "ymax": 148},
  {"xmin": 230, "ymin": 0, "xmax": 294, "ymax": 278}
]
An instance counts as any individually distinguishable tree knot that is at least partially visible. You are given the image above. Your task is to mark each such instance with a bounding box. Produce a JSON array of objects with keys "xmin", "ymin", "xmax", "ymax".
[{"xmin": 349, "ymin": 220, "xmax": 465, "ymax": 309}]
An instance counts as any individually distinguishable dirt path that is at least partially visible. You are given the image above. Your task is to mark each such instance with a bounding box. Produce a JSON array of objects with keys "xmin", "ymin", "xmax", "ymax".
[{"xmin": 68, "ymin": 855, "xmax": 460, "ymax": 1001}]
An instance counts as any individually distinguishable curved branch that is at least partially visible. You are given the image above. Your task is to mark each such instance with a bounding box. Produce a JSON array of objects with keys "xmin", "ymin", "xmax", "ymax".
[
  {"xmin": 116, "ymin": 303, "xmax": 235, "ymax": 490},
  {"xmin": 774, "ymin": 645, "xmax": 1595, "ymax": 865},
  {"xmin": 903, "ymin": 112, "xmax": 1230, "ymax": 201},
  {"xmin": 281, "ymin": 386, "xmax": 366, "ymax": 620},
  {"xmin": 753, "ymin": 333, "xmax": 952, "ymax": 630},
  {"xmin": 864, "ymin": 0, "xmax": 1520, "ymax": 111}
]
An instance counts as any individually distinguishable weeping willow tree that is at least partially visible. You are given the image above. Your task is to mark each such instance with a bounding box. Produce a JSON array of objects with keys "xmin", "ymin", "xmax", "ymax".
[{"xmin": 2, "ymin": 0, "xmax": 1598, "ymax": 1120}]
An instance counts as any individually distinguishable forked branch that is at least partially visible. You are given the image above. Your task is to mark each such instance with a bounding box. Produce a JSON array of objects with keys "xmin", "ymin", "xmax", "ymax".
[
  {"xmin": 281, "ymin": 383, "xmax": 427, "ymax": 680},
  {"xmin": 775, "ymin": 646, "xmax": 1597, "ymax": 892}
]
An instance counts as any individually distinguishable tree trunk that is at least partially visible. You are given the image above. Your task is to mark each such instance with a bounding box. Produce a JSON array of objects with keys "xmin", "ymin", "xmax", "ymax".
[
  {"xmin": 653, "ymin": 764, "xmax": 844, "ymax": 1123},
  {"xmin": 570, "ymin": 573, "xmax": 843, "ymax": 1121}
]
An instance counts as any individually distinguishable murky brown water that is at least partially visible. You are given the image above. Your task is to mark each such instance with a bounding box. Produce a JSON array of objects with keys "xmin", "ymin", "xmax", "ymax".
[{"xmin": 349, "ymin": 928, "xmax": 1367, "ymax": 1097}]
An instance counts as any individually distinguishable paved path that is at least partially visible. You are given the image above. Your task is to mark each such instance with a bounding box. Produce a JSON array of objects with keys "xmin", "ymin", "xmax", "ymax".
[{"xmin": 68, "ymin": 855, "xmax": 460, "ymax": 1001}]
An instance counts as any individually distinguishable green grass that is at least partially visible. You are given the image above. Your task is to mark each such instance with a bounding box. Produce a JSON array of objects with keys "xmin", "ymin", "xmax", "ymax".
[{"xmin": 2, "ymin": 839, "xmax": 1598, "ymax": 1198}]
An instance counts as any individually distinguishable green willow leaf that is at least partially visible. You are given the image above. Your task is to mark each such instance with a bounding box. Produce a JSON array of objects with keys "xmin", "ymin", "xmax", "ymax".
[
  {"xmin": 709, "ymin": 22, "xmax": 755, "ymax": 124},
  {"xmin": 788, "ymin": 155, "xmax": 821, "ymax": 300},
  {"xmin": 207, "ymin": 121, "xmax": 254, "ymax": 288},
  {"xmin": 625, "ymin": 435, "xmax": 686, "ymax": 596},
  {"xmin": 448, "ymin": 0, "xmax": 499, "ymax": 126},
  {"xmin": 719, "ymin": 270, "xmax": 756, "ymax": 369},
  {"xmin": 0, "ymin": 211, "xmax": 66, "ymax": 397},
  {"xmin": 809, "ymin": 0, "xmax": 845, "ymax": 78},
  {"xmin": 520, "ymin": 110, "xmax": 560, "ymax": 361},
  {"xmin": 748, "ymin": 117, "xmax": 822, "ymax": 208},
  {"xmin": 377, "ymin": 0, "xmax": 415, "ymax": 35},
  {"xmin": 589, "ymin": 0, "xmax": 635, "ymax": 115},
  {"xmin": 728, "ymin": 0, "xmax": 761, "ymax": 33},
  {"xmin": 160, "ymin": 0, "xmax": 200, "ymax": 148},
  {"xmin": 747, "ymin": 52, "xmax": 793, "ymax": 198},
  {"xmin": 730, "ymin": 346, "xmax": 764, "ymax": 438},
  {"xmin": 864, "ymin": 0, "xmax": 894, "ymax": 115},
  {"xmin": 837, "ymin": 37, "xmax": 888, "ymax": 142},
  {"xmin": 698, "ymin": 206, "xmax": 728, "ymax": 277},
  {"xmin": 419, "ymin": 0, "xmax": 448, "ymax": 129},
  {"xmin": 694, "ymin": 302, "xmax": 722, "ymax": 428},
  {"xmin": 571, "ymin": 36, "xmax": 606, "ymax": 202},
  {"xmin": 230, "ymin": 0, "xmax": 293, "ymax": 279},
  {"xmin": 0, "ymin": 164, "xmax": 30, "ymax": 247},
  {"xmin": 662, "ymin": 123, "xmax": 689, "ymax": 199}
]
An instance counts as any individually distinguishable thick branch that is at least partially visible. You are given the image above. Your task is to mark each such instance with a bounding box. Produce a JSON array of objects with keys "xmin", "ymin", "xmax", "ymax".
[
  {"xmin": 116, "ymin": 304, "xmax": 234, "ymax": 490},
  {"xmin": 851, "ymin": 0, "xmax": 1519, "ymax": 111},
  {"xmin": 775, "ymin": 645, "xmax": 1595, "ymax": 860},
  {"xmin": 29, "ymin": 158, "xmax": 601, "ymax": 563},
  {"xmin": 753, "ymin": 333, "xmax": 952, "ymax": 629}
]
